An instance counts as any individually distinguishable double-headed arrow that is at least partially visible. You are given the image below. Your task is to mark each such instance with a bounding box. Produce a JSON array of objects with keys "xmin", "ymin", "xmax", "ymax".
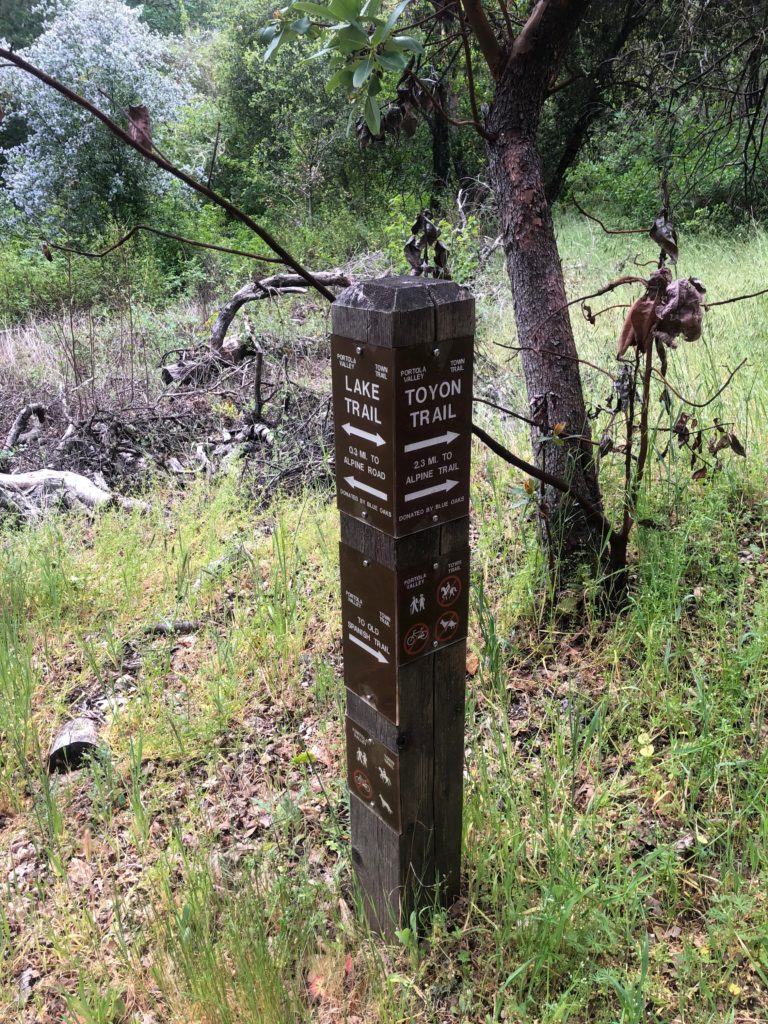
[
  {"xmin": 342, "ymin": 422, "xmax": 386, "ymax": 447},
  {"xmin": 404, "ymin": 479, "xmax": 458, "ymax": 502},
  {"xmin": 344, "ymin": 475, "xmax": 388, "ymax": 501},
  {"xmin": 349, "ymin": 633, "xmax": 389, "ymax": 664},
  {"xmin": 404, "ymin": 430, "xmax": 459, "ymax": 453}
]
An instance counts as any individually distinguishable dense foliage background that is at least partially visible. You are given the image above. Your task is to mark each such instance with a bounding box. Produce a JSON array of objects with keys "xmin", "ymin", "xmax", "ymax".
[{"xmin": 0, "ymin": 0, "xmax": 765, "ymax": 325}]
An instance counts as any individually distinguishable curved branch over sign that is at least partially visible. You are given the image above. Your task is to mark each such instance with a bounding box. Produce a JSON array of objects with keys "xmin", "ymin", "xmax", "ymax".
[{"xmin": 209, "ymin": 271, "xmax": 352, "ymax": 353}]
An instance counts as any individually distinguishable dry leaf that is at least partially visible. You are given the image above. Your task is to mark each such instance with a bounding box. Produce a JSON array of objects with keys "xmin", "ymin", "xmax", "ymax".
[
  {"xmin": 68, "ymin": 858, "xmax": 93, "ymax": 888},
  {"xmin": 466, "ymin": 651, "xmax": 480, "ymax": 676}
]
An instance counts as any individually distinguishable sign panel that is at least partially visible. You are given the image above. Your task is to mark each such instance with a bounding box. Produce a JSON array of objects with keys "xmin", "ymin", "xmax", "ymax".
[
  {"xmin": 346, "ymin": 718, "xmax": 401, "ymax": 833},
  {"xmin": 332, "ymin": 335, "xmax": 473, "ymax": 536},
  {"xmin": 340, "ymin": 542, "xmax": 470, "ymax": 722},
  {"xmin": 340, "ymin": 543, "xmax": 397, "ymax": 720}
]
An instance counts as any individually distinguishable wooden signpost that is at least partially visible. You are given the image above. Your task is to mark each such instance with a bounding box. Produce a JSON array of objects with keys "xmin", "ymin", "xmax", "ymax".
[{"xmin": 331, "ymin": 277, "xmax": 475, "ymax": 935}]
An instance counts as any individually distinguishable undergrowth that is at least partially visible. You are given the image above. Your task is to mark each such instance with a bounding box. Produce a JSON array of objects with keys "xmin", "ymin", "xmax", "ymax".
[{"xmin": 1, "ymin": 223, "xmax": 768, "ymax": 1023}]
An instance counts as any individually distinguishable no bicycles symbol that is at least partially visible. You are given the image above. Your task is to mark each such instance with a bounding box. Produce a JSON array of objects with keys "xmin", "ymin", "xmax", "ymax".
[
  {"xmin": 352, "ymin": 768, "xmax": 374, "ymax": 800},
  {"xmin": 403, "ymin": 622, "xmax": 430, "ymax": 656}
]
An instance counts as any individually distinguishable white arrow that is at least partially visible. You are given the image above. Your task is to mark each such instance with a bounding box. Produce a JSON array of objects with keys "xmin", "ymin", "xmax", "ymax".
[
  {"xmin": 404, "ymin": 479, "xmax": 459, "ymax": 502},
  {"xmin": 349, "ymin": 633, "xmax": 389, "ymax": 664},
  {"xmin": 342, "ymin": 423, "xmax": 386, "ymax": 447},
  {"xmin": 404, "ymin": 430, "xmax": 459, "ymax": 453},
  {"xmin": 344, "ymin": 476, "xmax": 388, "ymax": 501}
]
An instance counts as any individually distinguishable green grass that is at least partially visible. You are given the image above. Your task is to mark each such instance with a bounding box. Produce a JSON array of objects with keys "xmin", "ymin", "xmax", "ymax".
[{"xmin": 2, "ymin": 221, "xmax": 768, "ymax": 1023}]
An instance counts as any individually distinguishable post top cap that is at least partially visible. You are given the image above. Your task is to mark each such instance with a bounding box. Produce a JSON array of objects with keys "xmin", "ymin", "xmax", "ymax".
[{"xmin": 332, "ymin": 276, "xmax": 475, "ymax": 347}]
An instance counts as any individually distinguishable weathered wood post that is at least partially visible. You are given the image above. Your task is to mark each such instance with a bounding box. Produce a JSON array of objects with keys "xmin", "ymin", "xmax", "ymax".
[{"xmin": 331, "ymin": 277, "xmax": 475, "ymax": 935}]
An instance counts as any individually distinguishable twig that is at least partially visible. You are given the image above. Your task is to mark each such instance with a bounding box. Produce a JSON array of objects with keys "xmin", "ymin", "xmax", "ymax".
[
  {"xmin": 572, "ymin": 198, "xmax": 649, "ymax": 235},
  {"xmin": 652, "ymin": 358, "xmax": 747, "ymax": 409},
  {"xmin": 705, "ymin": 286, "xmax": 768, "ymax": 308},
  {"xmin": 46, "ymin": 225, "xmax": 283, "ymax": 264},
  {"xmin": 493, "ymin": 341, "xmax": 617, "ymax": 381}
]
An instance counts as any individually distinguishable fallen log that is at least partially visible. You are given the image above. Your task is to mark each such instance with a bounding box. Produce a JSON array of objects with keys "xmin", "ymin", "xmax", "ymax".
[
  {"xmin": 0, "ymin": 469, "xmax": 149, "ymax": 521},
  {"xmin": 47, "ymin": 717, "xmax": 102, "ymax": 772}
]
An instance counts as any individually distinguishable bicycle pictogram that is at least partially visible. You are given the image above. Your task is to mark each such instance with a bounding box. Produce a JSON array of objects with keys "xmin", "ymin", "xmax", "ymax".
[
  {"xmin": 403, "ymin": 622, "xmax": 429, "ymax": 656},
  {"xmin": 352, "ymin": 768, "xmax": 373, "ymax": 800}
]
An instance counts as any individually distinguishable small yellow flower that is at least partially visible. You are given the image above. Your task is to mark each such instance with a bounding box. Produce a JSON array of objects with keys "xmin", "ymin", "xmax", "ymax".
[
  {"xmin": 637, "ymin": 731, "xmax": 651, "ymax": 745},
  {"xmin": 640, "ymin": 744, "xmax": 655, "ymax": 758},
  {"xmin": 728, "ymin": 982, "xmax": 743, "ymax": 997}
]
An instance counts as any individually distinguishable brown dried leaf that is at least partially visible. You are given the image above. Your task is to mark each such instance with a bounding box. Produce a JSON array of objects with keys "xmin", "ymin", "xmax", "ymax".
[
  {"xmin": 466, "ymin": 651, "xmax": 480, "ymax": 676},
  {"xmin": 728, "ymin": 432, "xmax": 746, "ymax": 456}
]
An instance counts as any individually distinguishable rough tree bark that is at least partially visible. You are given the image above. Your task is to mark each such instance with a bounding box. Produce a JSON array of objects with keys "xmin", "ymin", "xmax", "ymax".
[{"xmin": 483, "ymin": 0, "xmax": 603, "ymax": 558}]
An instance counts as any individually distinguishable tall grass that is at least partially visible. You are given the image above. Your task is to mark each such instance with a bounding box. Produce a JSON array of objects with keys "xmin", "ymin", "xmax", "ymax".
[{"xmin": 1, "ymin": 223, "xmax": 767, "ymax": 1022}]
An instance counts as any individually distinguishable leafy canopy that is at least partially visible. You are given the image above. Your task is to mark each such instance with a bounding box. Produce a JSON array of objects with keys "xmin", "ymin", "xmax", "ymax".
[{"xmin": 258, "ymin": 0, "xmax": 421, "ymax": 135}]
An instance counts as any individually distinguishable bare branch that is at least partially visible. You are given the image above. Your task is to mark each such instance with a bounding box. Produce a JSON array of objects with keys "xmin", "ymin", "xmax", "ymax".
[
  {"xmin": 705, "ymin": 287, "xmax": 768, "ymax": 308},
  {"xmin": 47, "ymin": 224, "xmax": 283, "ymax": 264},
  {"xmin": 572, "ymin": 198, "xmax": 648, "ymax": 235},
  {"xmin": 472, "ymin": 422, "xmax": 616, "ymax": 540},
  {"xmin": 653, "ymin": 358, "xmax": 747, "ymax": 409}
]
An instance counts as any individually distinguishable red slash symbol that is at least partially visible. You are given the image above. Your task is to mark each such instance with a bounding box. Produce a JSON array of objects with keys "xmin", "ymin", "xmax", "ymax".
[
  {"xmin": 352, "ymin": 769, "xmax": 373, "ymax": 800},
  {"xmin": 403, "ymin": 622, "xmax": 429, "ymax": 656},
  {"xmin": 434, "ymin": 610, "xmax": 460, "ymax": 643},
  {"xmin": 437, "ymin": 574, "xmax": 462, "ymax": 607}
]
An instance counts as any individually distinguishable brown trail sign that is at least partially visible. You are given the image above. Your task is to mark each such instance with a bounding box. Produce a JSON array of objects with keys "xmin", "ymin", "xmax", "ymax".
[{"xmin": 332, "ymin": 277, "xmax": 474, "ymax": 935}]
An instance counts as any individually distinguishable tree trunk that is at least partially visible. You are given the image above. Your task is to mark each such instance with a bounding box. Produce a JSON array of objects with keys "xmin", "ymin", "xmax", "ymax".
[
  {"xmin": 487, "ymin": 65, "xmax": 603, "ymax": 561},
  {"xmin": 429, "ymin": 109, "xmax": 451, "ymax": 211}
]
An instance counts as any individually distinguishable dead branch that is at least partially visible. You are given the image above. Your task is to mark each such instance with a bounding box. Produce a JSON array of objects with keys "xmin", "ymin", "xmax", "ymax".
[
  {"xmin": 209, "ymin": 270, "xmax": 351, "ymax": 353},
  {"xmin": 47, "ymin": 225, "xmax": 283, "ymax": 265},
  {"xmin": 705, "ymin": 286, "xmax": 768, "ymax": 308},
  {"xmin": 471, "ymin": 421, "xmax": 616, "ymax": 539},
  {"xmin": 572, "ymin": 198, "xmax": 648, "ymax": 235},
  {"xmin": 3, "ymin": 404, "xmax": 46, "ymax": 450},
  {"xmin": 652, "ymin": 358, "xmax": 747, "ymax": 409},
  {"xmin": 0, "ymin": 469, "xmax": 149, "ymax": 522}
]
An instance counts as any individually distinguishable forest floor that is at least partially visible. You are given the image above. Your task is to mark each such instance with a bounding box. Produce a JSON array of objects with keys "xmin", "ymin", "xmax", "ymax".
[{"xmin": 2, "ymin": 223, "xmax": 768, "ymax": 1024}]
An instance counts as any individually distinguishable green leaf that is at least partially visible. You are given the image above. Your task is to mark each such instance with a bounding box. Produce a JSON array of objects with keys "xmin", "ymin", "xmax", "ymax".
[
  {"xmin": 291, "ymin": 1, "xmax": 337, "ymax": 19},
  {"xmin": 353, "ymin": 57, "xmax": 374, "ymax": 87},
  {"xmin": 388, "ymin": 33, "xmax": 422, "ymax": 52},
  {"xmin": 334, "ymin": 22, "xmax": 371, "ymax": 45},
  {"xmin": 360, "ymin": 0, "xmax": 381, "ymax": 15},
  {"xmin": 257, "ymin": 24, "xmax": 278, "ymax": 42},
  {"xmin": 372, "ymin": 0, "xmax": 411, "ymax": 43},
  {"xmin": 364, "ymin": 92, "xmax": 381, "ymax": 134},
  {"xmin": 326, "ymin": 65, "xmax": 354, "ymax": 91},
  {"xmin": 368, "ymin": 72, "xmax": 381, "ymax": 94},
  {"xmin": 328, "ymin": 0, "xmax": 363, "ymax": 20},
  {"xmin": 377, "ymin": 48, "xmax": 408, "ymax": 71},
  {"xmin": 293, "ymin": 14, "xmax": 312, "ymax": 33},
  {"xmin": 263, "ymin": 28, "xmax": 288, "ymax": 61}
]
